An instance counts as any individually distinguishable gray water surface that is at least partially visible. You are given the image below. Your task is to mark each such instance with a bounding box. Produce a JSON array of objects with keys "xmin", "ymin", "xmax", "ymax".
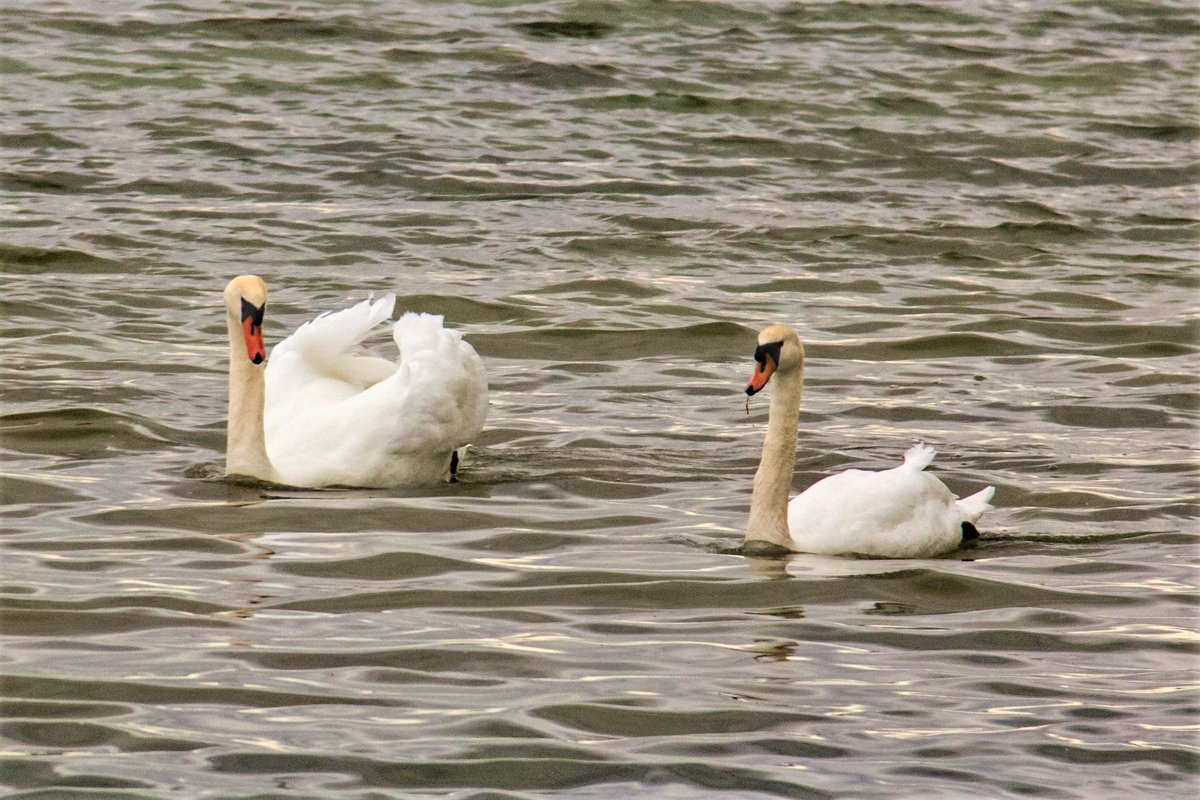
[{"xmin": 1, "ymin": 1, "xmax": 1198, "ymax": 798}]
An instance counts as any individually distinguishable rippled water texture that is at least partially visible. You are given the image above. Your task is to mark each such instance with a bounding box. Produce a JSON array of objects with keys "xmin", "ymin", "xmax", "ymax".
[{"xmin": 2, "ymin": 1, "xmax": 1198, "ymax": 798}]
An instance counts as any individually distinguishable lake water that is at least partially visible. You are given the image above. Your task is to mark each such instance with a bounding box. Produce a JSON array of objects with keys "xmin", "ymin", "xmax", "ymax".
[{"xmin": 1, "ymin": 1, "xmax": 1197, "ymax": 798}]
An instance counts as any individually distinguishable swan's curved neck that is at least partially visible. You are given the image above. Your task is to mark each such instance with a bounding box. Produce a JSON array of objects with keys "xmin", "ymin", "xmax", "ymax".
[
  {"xmin": 745, "ymin": 366, "xmax": 802, "ymax": 551},
  {"xmin": 226, "ymin": 313, "xmax": 274, "ymax": 482}
]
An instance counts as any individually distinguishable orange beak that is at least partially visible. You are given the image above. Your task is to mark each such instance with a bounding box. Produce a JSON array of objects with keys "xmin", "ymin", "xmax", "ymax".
[
  {"xmin": 746, "ymin": 356, "xmax": 776, "ymax": 396},
  {"xmin": 242, "ymin": 314, "xmax": 265, "ymax": 365}
]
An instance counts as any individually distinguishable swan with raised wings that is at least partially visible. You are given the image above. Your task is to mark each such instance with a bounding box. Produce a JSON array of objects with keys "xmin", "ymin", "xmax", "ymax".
[
  {"xmin": 743, "ymin": 324, "xmax": 993, "ymax": 558},
  {"xmin": 223, "ymin": 275, "xmax": 488, "ymax": 487}
]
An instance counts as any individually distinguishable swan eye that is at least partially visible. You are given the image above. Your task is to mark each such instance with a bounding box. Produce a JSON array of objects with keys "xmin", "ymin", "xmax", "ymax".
[
  {"xmin": 240, "ymin": 298, "xmax": 265, "ymax": 335},
  {"xmin": 754, "ymin": 341, "xmax": 782, "ymax": 368}
]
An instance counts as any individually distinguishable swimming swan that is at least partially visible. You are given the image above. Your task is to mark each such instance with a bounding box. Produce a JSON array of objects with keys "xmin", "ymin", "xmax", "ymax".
[
  {"xmin": 743, "ymin": 324, "xmax": 993, "ymax": 558},
  {"xmin": 223, "ymin": 275, "xmax": 488, "ymax": 487}
]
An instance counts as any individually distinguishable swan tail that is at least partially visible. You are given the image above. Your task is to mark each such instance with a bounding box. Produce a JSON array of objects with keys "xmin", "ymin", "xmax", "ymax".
[
  {"xmin": 392, "ymin": 311, "xmax": 455, "ymax": 355},
  {"xmin": 902, "ymin": 442, "xmax": 937, "ymax": 471},
  {"xmin": 388, "ymin": 312, "xmax": 488, "ymax": 447},
  {"xmin": 956, "ymin": 485, "xmax": 995, "ymax": 523}
]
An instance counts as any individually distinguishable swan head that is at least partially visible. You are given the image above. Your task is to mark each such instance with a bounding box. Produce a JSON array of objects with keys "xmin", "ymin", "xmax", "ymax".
[
  {"xmin": 224, "ymin": 275, "xmax": 268, "ymax": 366},
  {"xmin": 746, "ymin": 324, "xmax": 803, "ymax": 396}
]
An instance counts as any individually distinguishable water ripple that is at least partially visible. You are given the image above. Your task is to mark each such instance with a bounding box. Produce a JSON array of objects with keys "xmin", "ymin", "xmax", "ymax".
[{"xmin": 1, "ymin": 0, "xmax": 1196, "ymax": 797}]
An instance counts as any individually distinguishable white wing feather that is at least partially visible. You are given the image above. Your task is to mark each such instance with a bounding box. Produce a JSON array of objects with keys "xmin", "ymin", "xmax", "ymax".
[{"xmin": 264, "ymin": 298, "xmax": 487, "ymax": 487}]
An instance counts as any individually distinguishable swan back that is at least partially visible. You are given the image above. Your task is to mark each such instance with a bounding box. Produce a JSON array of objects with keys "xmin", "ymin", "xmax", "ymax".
[
  {"xmin": 264, "ymin": 302, "xmax": 487, "ymax": 487},
  {"xmin": 787, "ymin": 446, "xmax": 993, "ymax": 558}
]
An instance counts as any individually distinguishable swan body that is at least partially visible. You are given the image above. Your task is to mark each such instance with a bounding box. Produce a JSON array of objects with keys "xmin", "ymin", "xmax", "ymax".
[
  {"xmin": 744, "ymin": 324, "xmax": 993, "ymax": 558},
  {"xmin": 224, "ymin": 276, "xmax": 488, "ymax": 488},
  {"xmin": 786, "ymin": 443, "xmax": 995, "ymax": 558}
]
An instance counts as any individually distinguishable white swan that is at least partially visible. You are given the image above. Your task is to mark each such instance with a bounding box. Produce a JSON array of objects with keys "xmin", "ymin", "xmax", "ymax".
[
  {"xmin": 223, "ymin": 275, "xmax": 488, "ymax": 487},
  {"xmin": 743, "ymin": 324, "xmax": 994, "ymax": 558}
]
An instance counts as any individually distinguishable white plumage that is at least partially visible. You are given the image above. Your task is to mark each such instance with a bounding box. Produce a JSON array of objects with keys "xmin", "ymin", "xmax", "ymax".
[
  {"xmin": 787, "ymin": 443, "xmax": 995, "ymax": 558},
  {"xmin": 264, "ymin": 296, "xmax": 487, "ymax": 487},
  {"xmin": 743, "ymin": 323, "xmax": 994, "ymax": 558},
  {"xmin": 223, "ymin": 276, "xmax": 487, "ymax": 488}
]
